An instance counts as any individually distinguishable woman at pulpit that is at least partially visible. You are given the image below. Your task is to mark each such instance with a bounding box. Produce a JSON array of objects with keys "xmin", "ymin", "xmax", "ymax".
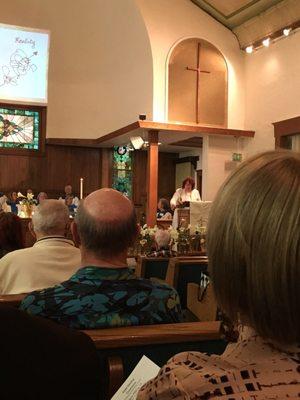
[{"xmin": 170, "ymin": 177, "xmax": 201, "ymax": 210}]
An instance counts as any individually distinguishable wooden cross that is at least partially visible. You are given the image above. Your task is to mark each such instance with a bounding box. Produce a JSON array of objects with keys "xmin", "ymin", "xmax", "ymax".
[{"xmin": 186, "ymin": 43, "xmax": 210, "ymax": 124}]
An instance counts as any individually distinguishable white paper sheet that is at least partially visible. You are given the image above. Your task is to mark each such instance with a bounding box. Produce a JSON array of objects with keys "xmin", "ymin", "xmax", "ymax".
[{"xmin": 111, "ymin": 355, "xmax": 160, "ymax": 400}]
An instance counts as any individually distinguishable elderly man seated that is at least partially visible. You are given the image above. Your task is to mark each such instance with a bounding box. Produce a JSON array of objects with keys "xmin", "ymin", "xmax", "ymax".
[
  {"xmin": 20, "ymin": 189, "xmax": 182, "ymax": 329},
  {"xmin": 0, "ymin": 200, "xmax": 80, "ymax": 294},
  {"xmin": 149, "ymin": 229, "xmax": 172, "ymax": 257}
]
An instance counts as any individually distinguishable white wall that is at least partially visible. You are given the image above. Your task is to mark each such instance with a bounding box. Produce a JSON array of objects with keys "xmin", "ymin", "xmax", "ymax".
[
  {"xmin": 244, "ymin": 32, "xmax": 300, "ymax": 155},
  {"xmin": 136, "ymin": 0, "xmax": 246, "ymax": 199},
  {"xmin": 136, "ymin": 0, "xmax": 246, "ymax": 130},
  {"xmin": 202, "ymin": 135, "xmax": 238, "ymax": 200},
  {"xmin": 1, "ymin": 0, "xmax": 153, "ymax": 138}
]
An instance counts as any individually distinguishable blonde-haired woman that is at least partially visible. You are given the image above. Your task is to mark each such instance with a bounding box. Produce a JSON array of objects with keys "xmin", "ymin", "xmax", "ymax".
[{"xmin": 138, "ymin": 150, "xmax": 300, "ymax": 399}]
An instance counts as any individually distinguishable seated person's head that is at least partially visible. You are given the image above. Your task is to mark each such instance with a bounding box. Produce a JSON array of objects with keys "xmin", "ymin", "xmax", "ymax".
[
  {"xmin": 27, "ymin": 188, "xmax": 33, "ymax": 195},
  {"xmin": 155, "ymin": 229, "xmax": 170, "ymax": 250},
  {"xmin": 157, "ymin": 198, "xmax": 170, "ymax": 212},
  {"xmin": 64, "ymin": 185, "xmax": 72, "ymax": 196},
  {"xmin": 73, "ymin": 188, "xmax": 138, "ymax": 260},
  {"xmin": 9, "ymin": 191, "xmax": 18, "ymax": 203},
  {"xmin": 208, "ymin": 150, "xmax": 300, "ymax": 345},
  {"xmin": 31, "ymin": 200, "xmax": 70, "ymax": 240},
  {"xmin": 0, "ymin": 212, "xmax": 23, "ymax": 255},
  {"xmin": 37, "ymin": 192, "xmax": 48, "ymax": 203}
]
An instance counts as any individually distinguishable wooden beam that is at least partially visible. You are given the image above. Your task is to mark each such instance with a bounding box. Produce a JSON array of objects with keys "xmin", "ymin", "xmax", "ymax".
[
  {"xmin": 139, "ymin": 121, "xmax": 255, "ymax": 138},
  {"xmin": 46, "ymin": 138, "xmax": 100, "ymax": 148},
  {"xmin": 146, "ymin": 130, "xmax": 159, "ymax": 227},
  {"xmin": 46, "ymin": 120, "xmax": 255, "ymax": 148}
]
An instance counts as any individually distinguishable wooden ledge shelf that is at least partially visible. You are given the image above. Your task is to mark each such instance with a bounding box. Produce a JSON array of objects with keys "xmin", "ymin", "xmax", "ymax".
[
  {"xmin": 46, "ymin": 121, "xmax": 255, "ymax": 148},
  {"xmin": 83, "ymin": 320, "xmax": 221, "ymax": 349}
]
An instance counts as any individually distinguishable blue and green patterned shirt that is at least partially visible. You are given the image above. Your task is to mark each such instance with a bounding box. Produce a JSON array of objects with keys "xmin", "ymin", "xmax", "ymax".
[{"xmin": 20, "ymin": 266, "xmax": 182, "ymax": 329}]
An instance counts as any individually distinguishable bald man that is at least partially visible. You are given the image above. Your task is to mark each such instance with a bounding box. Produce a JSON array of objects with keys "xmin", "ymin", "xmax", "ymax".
[{"xmin": 20, "ymin": 189, "xmax": 182, "ymax": 329}]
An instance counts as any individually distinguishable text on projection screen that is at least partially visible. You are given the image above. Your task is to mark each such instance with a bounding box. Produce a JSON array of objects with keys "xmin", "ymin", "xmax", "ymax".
[{"xmin": 0, "ymin": 24, "xmax": 49, "ymax": 104}]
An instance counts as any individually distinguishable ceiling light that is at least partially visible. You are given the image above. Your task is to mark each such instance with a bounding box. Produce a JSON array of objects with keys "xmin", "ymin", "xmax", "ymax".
[
  {"xmin": 283, "ymin": 28, "xmax": 291, "ymax": 36},
  {"xmin": 245, "ymin": 45, "xmax": 253, "ymax": 54},
  {"xmin": 262, "ymin": 38, "xmax": 270, "ymax": 47}
]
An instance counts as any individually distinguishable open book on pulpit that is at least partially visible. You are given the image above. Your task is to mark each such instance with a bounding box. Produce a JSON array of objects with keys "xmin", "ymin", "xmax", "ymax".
[{"xmin": 111, "ymin": 356, "xmax": 160, "ymax": 400}]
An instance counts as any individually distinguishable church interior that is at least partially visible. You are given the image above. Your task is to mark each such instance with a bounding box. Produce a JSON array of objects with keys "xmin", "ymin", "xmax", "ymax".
[{"xmin": 0, "ymin": 1, "xmax": 299, "ymax": 399}]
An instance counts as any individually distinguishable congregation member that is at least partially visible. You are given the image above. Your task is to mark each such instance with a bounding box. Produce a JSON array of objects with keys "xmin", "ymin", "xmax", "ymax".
[
  {"xmin": 138, "ymin": 150, "xmax": 300, "ymax": 400},
  {"xmin": 0, "ymin": 305, "xmax": 100, "ymax": 400},
  {"xmin": 149, "ymin": 229, "xmax": 172, "ymax": 258},
  {"xmin": 0, "ymin": 192, "xmax": 7, "ymax": 211},
  {"xmin": 59, "ymin": 184, "xmax": 79, "ymax": 207},
  {"xmin": 0, "ymin": 212, "xmax": 23, "ymax": 259},
  {"xmin": 170, "ymin": 177, "xmax": 201, "ymax": 210},
  {"xmin": 20, "ymin": 188, "xmax": 182, "ymax": 329},
  {"xmin": 65, "ymin": 194, "xmax": 77, "ymax": 217},
  {"xmin": 157, "ymin": 198, "xmax": 173, "ymax": 220},
  {"xmin": 5, "ymin": 191, "xmax": 19, "ymax": 214},
  {"xmin": 0, "ymin": 200, "xmax": 80, "ymax": 294},
  {"xmin": 37, "ymin": 191, "xmax": 48, "ymax": 203}
]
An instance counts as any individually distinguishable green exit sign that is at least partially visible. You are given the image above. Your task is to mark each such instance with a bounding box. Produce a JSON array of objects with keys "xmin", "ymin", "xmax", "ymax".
[{"xmin": 232, "ymin": 153, "xmax": 242, "ymax": 162}]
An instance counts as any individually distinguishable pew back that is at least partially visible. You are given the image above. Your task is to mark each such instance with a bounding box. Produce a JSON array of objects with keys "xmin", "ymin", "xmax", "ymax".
[
  {"xmin": 0, "ymin": 294, "xmax": 26, "ymax": 307},
  {"xmin": 84, "ymin": 321, "xmax": 226, "ymax": 399}
]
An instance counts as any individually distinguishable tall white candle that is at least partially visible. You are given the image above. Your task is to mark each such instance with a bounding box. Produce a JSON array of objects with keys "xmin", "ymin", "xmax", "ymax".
[{"xmin": 80, "ymin": 178, "xmax": 84, "ymax": 200}]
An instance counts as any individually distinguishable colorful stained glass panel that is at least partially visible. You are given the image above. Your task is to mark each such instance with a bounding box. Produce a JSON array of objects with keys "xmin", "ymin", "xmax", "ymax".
[
  {"xmin": 0, "ymin": 107, "xmax": 39, "ymax": 150},
  {"xmin": 112, "ymin": 146, "xmax": 133, "ymax": 198}
]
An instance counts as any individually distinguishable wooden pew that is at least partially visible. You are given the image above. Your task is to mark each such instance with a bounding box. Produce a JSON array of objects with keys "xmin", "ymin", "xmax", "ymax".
[
  {"xmin": 135, "ymin": 256, "xmax": 170, "ymax": 280},
  {"xmin": 0, "ymin": 294, "xmax": 26, "ymax": 307},
  {"xmin": 84, "ymin": 321, "xmax": 225, "ymax": 399},
  {"xmin": 187, "ymin": 282, "xmax": 218, "ymax": 321},
  {"xmin": 166, "ymin": 256, "xmax": 209, "ymax": 308}
]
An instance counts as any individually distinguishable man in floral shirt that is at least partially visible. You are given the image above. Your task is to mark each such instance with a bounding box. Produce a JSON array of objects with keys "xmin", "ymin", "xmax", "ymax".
[{"xmin": 20, "ymin": 189, "xmax": 182, "ymax": 329}]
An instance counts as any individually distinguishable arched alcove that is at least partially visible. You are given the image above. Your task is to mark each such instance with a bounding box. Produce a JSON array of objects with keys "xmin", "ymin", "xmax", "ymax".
[{"xmin": 168, "ymin": 38, "xmax": 228, "ymax": 126}]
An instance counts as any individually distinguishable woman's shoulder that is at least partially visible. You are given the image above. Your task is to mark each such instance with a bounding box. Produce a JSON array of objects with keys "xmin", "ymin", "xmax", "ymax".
[{"xmin": 138, "ymin": 351, "xmax": 225, "ymax": 400}]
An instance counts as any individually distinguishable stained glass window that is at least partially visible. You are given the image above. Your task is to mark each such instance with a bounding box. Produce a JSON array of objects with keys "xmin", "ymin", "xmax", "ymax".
[
  {"xmin": 0, "ymin": 107, "xmax": 40, "ymax": 150},
  {"xmin": 112, "ymin": 146, "xmax": 133, "ymax": 198}
]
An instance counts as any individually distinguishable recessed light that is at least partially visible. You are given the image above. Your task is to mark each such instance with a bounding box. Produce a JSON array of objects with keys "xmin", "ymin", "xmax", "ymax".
[
  {"xmin": 283, "ymin": 28, "xmax": 291, "ymax": 36},
  {"xmin": 262, "ymin": 38, "xmax": 270, "ymax": 47},
  {"xmin": 245, "ymin": 45, "xmax": 253, "ymax": 53}
]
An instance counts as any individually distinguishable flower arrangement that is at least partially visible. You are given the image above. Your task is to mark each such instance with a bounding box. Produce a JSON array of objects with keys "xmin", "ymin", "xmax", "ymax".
[
  {"xmin": 194, "ymin": 223, "xmax": 207, "ymax": 251},
  {"xmin": 17, "ymin": 192, "xmax": 36, "ymax": 206},
  {"xmin": 168, "ymin": 223, "xmax": 207, "ymax": 255},
  {"xmin": 138, "ymin": 224, "xmax": 158, "ymax": 255},
  {"xmin": 17, "ymin": 192, "xmax": 37, "ymax": 218}
]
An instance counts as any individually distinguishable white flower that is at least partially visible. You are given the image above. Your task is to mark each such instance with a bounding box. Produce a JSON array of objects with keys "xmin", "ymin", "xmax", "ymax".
[
  {"xmin": 140, "ymin": 239, "xmax": 147, "ymax": 246},
  {"xmin": 27, "ymin": 193, "xmax": 34, "ymax": 200},
  {"xmin": 17, "ymin": 192, "xmax": 26, "ymax": 198}
]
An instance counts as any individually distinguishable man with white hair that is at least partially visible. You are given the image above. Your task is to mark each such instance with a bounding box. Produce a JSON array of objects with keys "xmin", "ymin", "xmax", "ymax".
[
  {"xmin": 0, "ymin": 200, "xmax": 80, "ymax": 294},
  {"xmin": 149, "ymin": 229, "xmax": 172, "ymax": 257}
]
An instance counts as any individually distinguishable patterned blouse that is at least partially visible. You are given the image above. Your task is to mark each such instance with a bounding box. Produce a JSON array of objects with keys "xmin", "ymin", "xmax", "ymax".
[
  {"xmin": 20, "ymin": 266, "xmax": 182, "ymax": 329},
  {"xmin": 138, "ymin": 326, "xmax": 300, "ymax": 399}
]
